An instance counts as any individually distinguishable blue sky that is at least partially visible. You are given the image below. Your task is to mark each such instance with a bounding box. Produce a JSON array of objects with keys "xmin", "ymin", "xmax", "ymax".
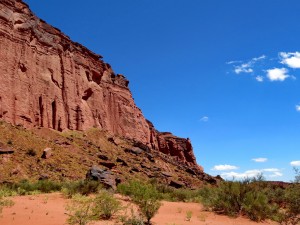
[{"xmin": 23, "ymin": 0, "xmax": 300, "ymax": 182}]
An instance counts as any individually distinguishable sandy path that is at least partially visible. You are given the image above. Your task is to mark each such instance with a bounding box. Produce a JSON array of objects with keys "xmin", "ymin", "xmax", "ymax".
[{"xmin": 0, "ymin": 193, "xmax": 278, "ymax": 225}]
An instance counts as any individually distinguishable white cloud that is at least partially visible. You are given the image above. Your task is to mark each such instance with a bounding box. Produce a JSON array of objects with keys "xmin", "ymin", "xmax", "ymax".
[
  {"xmin": 212, "ymin": 164, "xmax": 239, "ymax": 171},
  {"xmin": 263, "ymin": 168, "xmax": 279, "ymax": 172},
  {"xmin": 230, "ymin": 55, "xmax": 266, "ymax": 75},
  {"xmin": 280, "ymin": 52, "xmax": 300, "ymax": 68},
  {"xmin": 220, "ymin": 168, "xmax": 283, "ymax": 180},
  {"xmin": 266, "ymin": 68, "xmax": 290, "ymax": 81},
  {"xmin": 200, "ymin": 116, "xmax": 209, "ymax": 122},
  {"xmin": 226, "ymin": 60, "xmax": 242, "ymax": 65},
  {"xmin": 234, "ymin": 63, "xmax": 253, "ymax": 74},
  {"xmin": 253, "ymin": 55, "xmax": 266, "ymax": 61},
  {"xmin": 252, "ymin": 158, "xmax": 268, "ymax": 163},
  {"xmin": 255, "ymin": 76, "xmax": 264, "ymax": 82},
  {"xmin": 269, "ymin": 172, "xmax": 284, "ymax": 178},
  {"xmin": 296, "ymin": 105, "xmax": 300, "ymax": 112},
  {"xmin": 290, "ymin": 161, "xmax": 300, "ymax": 166}
]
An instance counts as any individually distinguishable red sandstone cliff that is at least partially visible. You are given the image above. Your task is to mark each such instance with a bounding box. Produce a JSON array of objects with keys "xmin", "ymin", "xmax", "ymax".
[{"xmin": 0, "ymin": 0, "xmax": 201, "ymax": 170}]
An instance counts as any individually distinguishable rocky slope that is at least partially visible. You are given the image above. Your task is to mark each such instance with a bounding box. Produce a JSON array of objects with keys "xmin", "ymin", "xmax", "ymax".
[{"xmin": 0, "ymin": 0, "xmax": 205, "ymax": 177}]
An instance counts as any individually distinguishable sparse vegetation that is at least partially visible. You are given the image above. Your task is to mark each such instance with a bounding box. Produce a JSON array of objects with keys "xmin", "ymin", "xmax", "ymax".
[
  {"xmin": 65, "ymin": 194, "xmax": 95, "ymax": 225},
  {"xmin": 92, "ymin": 190, "xmax": 121, "ymax": 220},
  {"xmin": 185, "ymin": 210, "xmax": 192, "ymax": 221},
  {"xmin": 199, "ymin": 176, "xmax": 278, "ymax": 222},
  {"xmin": 274, "ymin": 170, "xmax": 300, "ymax": 225},
  {"xmin": 0, "ymin": 179, "xmax": 62, "ymax": 196},
  {"xmin": 0, "ymin": 192, "xmax": 14, "ymax": 215},
  {"xmin": 61, "ymin": 180, "xmax": 102, "ymax": 198},
  {"xmin": 118, "ymin": 180, "xmax": 161, "ymax": 224},
  {"xmin": 119, "ymin": 208, "xmax": 145, "ymax": 225},
  {"xmin": 26, "ymin": 148, "xmax": 37, "ymax": 156}
]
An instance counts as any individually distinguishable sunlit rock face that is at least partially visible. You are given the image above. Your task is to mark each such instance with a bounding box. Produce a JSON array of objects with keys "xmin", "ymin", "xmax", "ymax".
[{"xmin": 0, "ymin": 0, "xmax": 201, "ymax": 170}]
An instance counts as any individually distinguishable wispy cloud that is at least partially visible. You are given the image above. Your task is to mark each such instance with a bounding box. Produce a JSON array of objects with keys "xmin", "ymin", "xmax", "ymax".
[
  {"xmin": 227, "ymin": 52, "xmax": 300, "ymax": 83},
  {"xmin": 200, "ymin": 116, "xmax": 209, "ymax": 122},
  {"xmin": 234, "ymin": 64, "xmax": 253, "ymax": 74},
  {"xmin": 266, "ymin": 68, "xmax": 290, "ymax": 81},
  {"xmin": 255, "ymin": 76, "xmax": 264, "ymax": 82},
  {"xmin": 226, "ymin": 60, "xmax": 242, "ymax": 65},
  {"xmin": 231, "ymin": 55, "xmax": 266, "ymax": 75},
  {"xmin": 280, "ymin": 52, "xmax": 300, "ymax": 68},
  {"xmin": 212, "ymin": 164, "xmax": 239, "ymax": 171},
  {"xmin": 290, "ymin": 161, "xmax": 300, "ymax": 166},
  {"xmin": 252, "ymin": 158, "xmax": 268, "ymax": 163},
  {"xmin": 253, "ymin": 55, "xmax": 266, "ymax": 61},
  {"xmin": 220, "ymin": 168, "xmax": 283, "ymax": 179},
  {"xmin": 296, "ymin": 105, "xmax": 300, "ymax": 112}
]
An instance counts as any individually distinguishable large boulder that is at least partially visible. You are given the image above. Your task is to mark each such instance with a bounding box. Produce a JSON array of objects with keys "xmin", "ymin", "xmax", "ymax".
[
  {"xmin": 86, "ymin": 166, "xmax": 117, "ymax": 190},
  {"xmin": 41, "ymin": 148, "xmax": 52, "ymax": 159}
]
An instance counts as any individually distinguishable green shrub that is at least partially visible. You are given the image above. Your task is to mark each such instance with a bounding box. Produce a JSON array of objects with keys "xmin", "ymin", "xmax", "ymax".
[
  {"xmin": 65, "ymin": 194, "xmax": 95, "ymax": 225},
  {"xmin": 199, "ymin": 177, "xmax": 278, "ymax": 221},
  {"xmin": 242, "ymin": 190, "xmax": 278, "ymax": 221},
  {"xmin": 119, "ymin": 208, "xmax": 145, "ymax": 225},
  {"xmin": 62, "ymin": 180, "xmax": 101, "ymax": 198},
  {"xmin": 276, "ymin": 184, "xmax": 300, "ymax": 225},
  {"xmin": 153, "ymin": 182, "xmax": 200, "ymax": 202},
  {"xmin": 0, "ymin": 195, "xmax": 14, "ymax": 215},
  {"xmin": 92, "ymin": 190, "xmax": 121, "ymax": 220},
  {"xmin": 118, "ymin": 180, "xmax": 161, "ymax": 224},
  {"xmin": 1, "ymin": 180, "xmax": 62, "ymax": 195}
]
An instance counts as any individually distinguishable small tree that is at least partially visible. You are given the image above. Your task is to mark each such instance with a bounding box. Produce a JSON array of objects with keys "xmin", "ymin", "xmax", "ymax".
[
  {"xmin": 65, "ymin": 194, "xmax": 95, "ymax": 225},
  {"xmin": 92, "ymin": 190, "xmax": 121, "ymax": 220},
  {"xmin": 294, "ymin": 167, "xmax": 300, "ymax": 183},
  {"xmin": 118, "ymin": 180, "xmax": 161, "ymax": 224}
]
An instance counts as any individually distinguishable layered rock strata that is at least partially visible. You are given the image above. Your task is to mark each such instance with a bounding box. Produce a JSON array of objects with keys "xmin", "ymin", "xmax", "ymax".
[{"xmin": 0, "ymin": 0, "xmax": 201, "ymax": 170}]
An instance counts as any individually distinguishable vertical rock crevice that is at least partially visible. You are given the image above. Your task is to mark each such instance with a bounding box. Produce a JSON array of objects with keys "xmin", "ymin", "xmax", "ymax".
[
  {"xmin": 59, "ymin": 52, "xmax": 70, "ymax": 129},
  {"xmin": 38, "ymin": 96, "xmax": 44, "ymax": 127},
  {"xmin": 51, "ymin": 100, "xmax": 56, "ymax": 130}
]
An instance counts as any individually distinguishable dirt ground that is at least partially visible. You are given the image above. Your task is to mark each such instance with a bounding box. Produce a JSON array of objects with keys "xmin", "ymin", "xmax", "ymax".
[{"xmin": 0, "ymin": 193, "xmax": 278, "ymax": 225}]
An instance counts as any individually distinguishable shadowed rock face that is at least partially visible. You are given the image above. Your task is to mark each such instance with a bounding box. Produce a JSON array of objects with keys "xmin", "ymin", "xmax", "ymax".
[{"xmin": 0, "ymin": 0, "xmax": 202, "ymax": 170}]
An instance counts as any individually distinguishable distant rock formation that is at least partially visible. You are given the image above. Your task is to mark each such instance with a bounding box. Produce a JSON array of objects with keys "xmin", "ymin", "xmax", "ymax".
[{"xmin": 0, "ymin": 0, "xmax": 202, "ymax": 171}]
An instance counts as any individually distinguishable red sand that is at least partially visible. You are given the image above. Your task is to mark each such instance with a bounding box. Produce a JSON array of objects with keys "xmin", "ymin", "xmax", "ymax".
[{"xmin": 0, "ymin": 193, "xmax": 278, "ymax": 225}]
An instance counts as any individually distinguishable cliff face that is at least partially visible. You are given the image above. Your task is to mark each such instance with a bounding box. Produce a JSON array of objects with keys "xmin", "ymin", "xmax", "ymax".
[{"xmin": 0, "ymin": 0, "xmax": 201, "ymax": 170}]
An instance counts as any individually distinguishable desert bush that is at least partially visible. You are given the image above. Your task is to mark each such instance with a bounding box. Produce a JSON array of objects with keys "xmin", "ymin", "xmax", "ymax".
[
  {"xmin": 276, "ymin": 184, "xmax": 300, "ymax": 225},
  {"xmin": 242, "ymin": 190, "xmax": 278, "ymax": 221},
  {"xmin": 26, "ymin": 148, "xmax": 37, "ymax": 156},
  {"xmin": 118, "ymin": 180, "xmax": 161, "ymax": 224},
  {"xmin": 186, "ymin": 210, "xmax": 192, "ymax": 221},
  {"xmin": 65, "ymin": 194, "xmax": 95, "ymax": 225},
  {"xmin": 62, "ymin": 180, "xmax": 102, "ymax": 198},
  {"xmin": 0, "ymin": 195, "xmax": 14, "ymax": 215},
  {"xmin": 199, "ymin": 177, "xmax": 277, "ymax": 221},
  {"xmin": 92, "ymin": 190, "xmax": 121, "ymax": 220},
  {"xmin": 119, "ymin": 208, "xmax": 145, "ymax": 225},
  {"xmin": 1, "ymin": 179, "xmax": 62, "ymax": 195},
  {"xmin": 152, "ymin": 182, "xmax": 200, "ymax": 202}
]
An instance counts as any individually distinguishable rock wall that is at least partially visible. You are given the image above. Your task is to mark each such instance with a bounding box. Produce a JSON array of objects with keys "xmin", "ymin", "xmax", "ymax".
[{"xmin": 0, "ymin": 0, "xmax": 201, "ymax": 169}]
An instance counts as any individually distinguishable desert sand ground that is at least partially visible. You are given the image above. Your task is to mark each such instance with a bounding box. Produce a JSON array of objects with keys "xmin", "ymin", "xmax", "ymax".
[{"xmin": 0, "ymin": 193, "xmax": 278, "ymax": 225}]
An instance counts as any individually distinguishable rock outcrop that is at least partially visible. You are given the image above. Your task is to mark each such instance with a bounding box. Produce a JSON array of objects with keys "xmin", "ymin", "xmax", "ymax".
[{"xmin": 0, "ymin": 0, "xmax": 202, "ymax": 170}]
